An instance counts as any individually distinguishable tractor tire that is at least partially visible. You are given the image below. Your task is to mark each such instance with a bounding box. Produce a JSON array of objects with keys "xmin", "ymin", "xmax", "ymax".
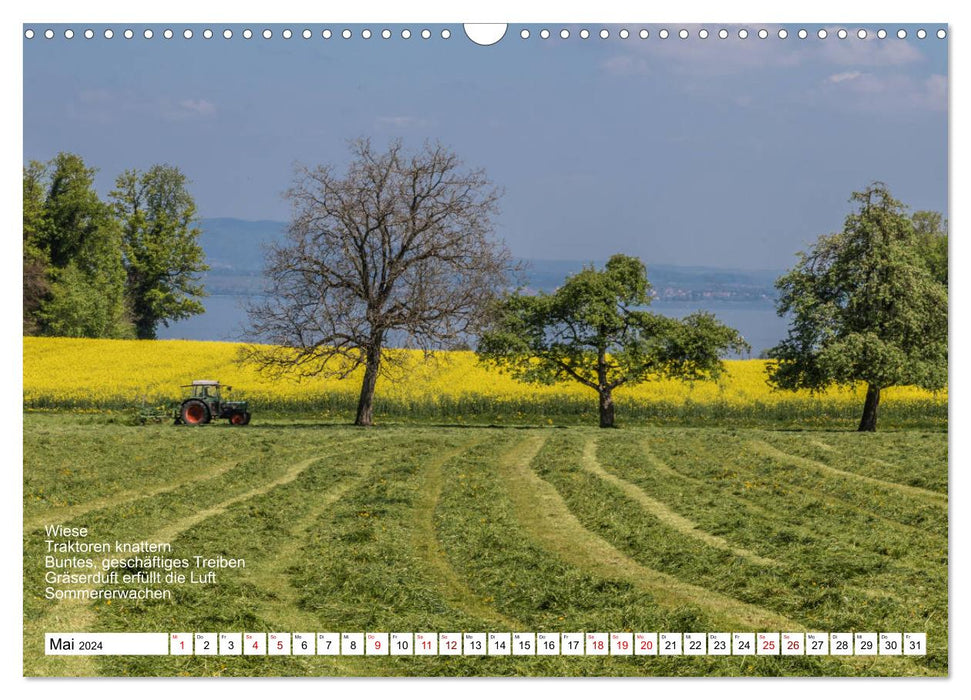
[
  {"xmin": 230, "ymin": 412, "xmax": 248, "ymax": 426},
  {"xmin": 241, "ymin": 412, "xmax": 251, "ymax": 425},
  {"xmin": 180, "ymin": 399, "xmax": 211, "ymax": 426}
]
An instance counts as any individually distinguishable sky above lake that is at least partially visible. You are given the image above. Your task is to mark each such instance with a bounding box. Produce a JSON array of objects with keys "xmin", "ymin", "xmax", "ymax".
[{"xmin": 23, "ymin": 23, "xmax": 948, "ymax": 269}]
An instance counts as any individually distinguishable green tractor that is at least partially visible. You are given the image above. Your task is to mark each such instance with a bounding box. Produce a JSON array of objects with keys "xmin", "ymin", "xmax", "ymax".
[{"xmin": 175, "ymin": 380, "xmax": 251, "ymax": 426}]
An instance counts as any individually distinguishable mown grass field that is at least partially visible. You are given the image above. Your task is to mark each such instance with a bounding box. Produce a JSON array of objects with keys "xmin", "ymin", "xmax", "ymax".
[{"xmin": 23, "ymin": 414, "xmax": 947, "ymax": 677}]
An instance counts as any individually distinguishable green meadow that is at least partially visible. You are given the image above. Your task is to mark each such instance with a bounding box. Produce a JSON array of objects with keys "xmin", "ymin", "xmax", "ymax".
[{"xmin": 23, "ymin": 414, "xmax": 947, "ymax": 677}]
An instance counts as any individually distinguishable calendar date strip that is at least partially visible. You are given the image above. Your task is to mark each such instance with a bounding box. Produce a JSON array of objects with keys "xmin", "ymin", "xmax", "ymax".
[{"xmin": 45, "ymin": 631, "xmax": 927, "ymax": 656}]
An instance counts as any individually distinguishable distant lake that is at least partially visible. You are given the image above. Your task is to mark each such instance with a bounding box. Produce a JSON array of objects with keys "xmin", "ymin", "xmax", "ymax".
[
  {"xmin": 159, "ymin": 295, "xmax": 788, "ymax": 358},
  {"xmin": 649, "ymin": 300, "xmax": 789, "ymax": 358},
  {"xmin": 160, "ymin": 295, "xmax": 254, "ymax": 344}
]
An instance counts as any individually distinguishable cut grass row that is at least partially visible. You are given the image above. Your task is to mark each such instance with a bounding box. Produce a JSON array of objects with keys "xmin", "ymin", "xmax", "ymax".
[
  {"xmin": 23, "ymin": 415, "xmax": 946, "ymax": 676},
  {"xmin": 24, "ymin": 423, "xmax": 389, "ymax": 676},
  {"xmin": 593, "ymin": 432, "xmax": 946, "ymax": 672},
  {"xmin": 757, "ymin": 432, "xmax": 948, "ymax": 494}
]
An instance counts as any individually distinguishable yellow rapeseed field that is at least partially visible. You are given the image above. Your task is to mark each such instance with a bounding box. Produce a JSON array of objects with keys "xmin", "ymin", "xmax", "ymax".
[{"xmin": 23, "ymin": 336, "xmax": 946, "ymax": 423}]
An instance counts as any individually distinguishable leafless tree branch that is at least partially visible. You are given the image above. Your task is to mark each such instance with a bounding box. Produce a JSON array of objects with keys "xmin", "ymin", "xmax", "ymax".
[{"xmin": 241, "ymin": 138, "xmax": 514, "ymax": 425}]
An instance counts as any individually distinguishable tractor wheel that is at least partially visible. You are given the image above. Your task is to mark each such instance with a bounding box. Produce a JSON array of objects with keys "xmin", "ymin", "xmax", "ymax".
[
  {"xmin": 180, "ymin": 399, "xmax": 211, "ymax": 426},
  {"xmin": 241, "ymin": 412, "xmax": 251, "ymax": 425},
  {"xmin": 230, "ymin": 412, "xmax": 248, "ymax": 426}
]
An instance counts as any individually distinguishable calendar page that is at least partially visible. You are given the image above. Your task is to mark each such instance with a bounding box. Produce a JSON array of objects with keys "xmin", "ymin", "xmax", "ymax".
[{"xmin": 21, "ymin": 12, "xmax": 948, "ymax": 679}]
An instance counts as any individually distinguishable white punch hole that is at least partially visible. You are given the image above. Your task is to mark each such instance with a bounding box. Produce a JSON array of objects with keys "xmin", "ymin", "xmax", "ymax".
[{"xmin": 464, "ymin": 24, "xmax": 507, "ymax": 46}]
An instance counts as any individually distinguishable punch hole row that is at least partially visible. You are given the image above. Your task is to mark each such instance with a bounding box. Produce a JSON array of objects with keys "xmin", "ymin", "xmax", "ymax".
[
  {"xmin": 520, "ymin": 27, "xmax": 944, "ymax": 40},
  {"xmin": 23, "ymin": 26, "xmax": 948, "ymax": 41},
  {"xmin": 23, "ymin": 27, "xmax": 454, "ymax": 41}
]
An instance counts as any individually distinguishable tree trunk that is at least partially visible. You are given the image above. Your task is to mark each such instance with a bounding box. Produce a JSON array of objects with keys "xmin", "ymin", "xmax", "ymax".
[
  {"xmin": 355, "ymin": 337, "xmax": 383, "ymax": 427},
  {"xmin": 135, "ymin": 315, "xmax": 156, "ymax": 340},
  {"xmin": 858, "ymin": 383, "xmax": 881, "ymax": 432},
  {"xmin": 596, "ymin": 345, "xmax": 616, "ymax": 428},
  {"xmin": 598, "ymin": 388, "xmax": 615, "ymax": 429}
]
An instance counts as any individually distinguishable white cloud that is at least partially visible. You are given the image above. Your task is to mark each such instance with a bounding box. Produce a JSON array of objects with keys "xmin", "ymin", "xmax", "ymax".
[
  {"xmin": 67, "ymin": 88, "xmax": 122, "ymax": 124},
  {"xmin": 77, "ymin": 88, "xmax": 114, "ymax": 104},
  {"xmin": 68, "ymin": 89, "xmax": 217, "ymax": 123},
  {"xmin": 601, "ymin": 24, "xmax": 926, "ymax": 78},
  {"xmin": 827, "ymin": 71, "xmax": 863, "ymax": 83},
  {"xmin": 375, "ymin": 115, "xmax": 432, "ymax": 128},
  {"xmin": 177, "ymin": 99, "xmax": 216, "ymax": 117},
  {"xmin": 925, "ymin": 74, "xmax": 948, "ymax": 106},
  {"xmin": 601, "ymin": 54, "xmax": 651, "ymax": 75},
  {"xmin": 597, "ymin": 26, "xmax": 943, "ymax": 115},
  {"xmin": 603, "ymin": 30, "xmax": 801, "ymax": 77},
  {"xmin": 159, "ymin": 97, "xmax": 217, "ymax": 121},
  {"xmin": 813, "ymin": 31, "xmax": 924, "ymax": 68},
  {"xmin": 815, "ymin": 72, "xmax": 947, "ymax": 112}
]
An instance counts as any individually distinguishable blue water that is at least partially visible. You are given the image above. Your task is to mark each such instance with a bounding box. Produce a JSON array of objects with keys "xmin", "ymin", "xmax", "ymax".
[
  {"xmin": 650, "ymin": 300, "xmax": 789, "ymax": 358},
  {"xmin": 159, "ymin": 295, "xmax": 789, "ymax": 358},
  {"xmin": 159, "ymin": 295, "xmax": 255, "ymax": 343}
]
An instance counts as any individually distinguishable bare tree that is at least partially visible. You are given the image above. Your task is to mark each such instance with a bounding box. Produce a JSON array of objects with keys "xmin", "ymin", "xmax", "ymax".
[{"xmin": 244, "ymin": 138, "xmax": 514, "ymax": 426}]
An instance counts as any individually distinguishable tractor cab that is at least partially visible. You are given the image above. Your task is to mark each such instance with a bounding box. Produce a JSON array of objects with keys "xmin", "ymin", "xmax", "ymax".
[
  {"xmin": 183, "ymin": 380, "xmax": 227, "ymax": 410},
  {"xmin": 176, "ymin": 380, "xmax": 251, "ymax": 426}
]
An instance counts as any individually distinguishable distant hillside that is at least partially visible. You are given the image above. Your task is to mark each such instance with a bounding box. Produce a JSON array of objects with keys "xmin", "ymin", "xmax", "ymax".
[
  {"xmin": 197, "ymin": 218, "xmax": 287, "ymax": 271},
  {"xmin": 519, "ymin": 259, "xmax": 780, "ymax": 302},
  {"xmin": 197, "ymin": 218, "xmax": 781, "ymax": 301}
]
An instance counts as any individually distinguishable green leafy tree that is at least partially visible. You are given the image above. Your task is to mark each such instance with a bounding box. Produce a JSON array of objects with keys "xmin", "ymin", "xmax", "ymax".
[
  {"xmin": 111, "ymin": 165, "xmax": 208, "ymax": 339},
  {"xmin": 478, "ymin": 254, "xmax": 750, "ymax": 428},
  {"xmin": 38, "ymin": 262, "xmax": 129, "ymax": 338},
  {"xmin": 23, "ymin": 161, "xmax": 49, "ymax": 333},
  {"xmin": 30, "ymin": 153, "xmax": 131, "ymax": 338},
  {"xmin": 767, "ymin": 183, "xmax": 947, "ymax": 432},
  {"xmin": 911, "ymin": 210, "xmax": 948, "ymax": 286}
]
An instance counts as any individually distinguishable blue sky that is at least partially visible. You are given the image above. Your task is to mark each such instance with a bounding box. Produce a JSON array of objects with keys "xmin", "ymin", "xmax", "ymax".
[{"xmin": 23, "ymin": 23, "xmax": 947, "ymax": 269}]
